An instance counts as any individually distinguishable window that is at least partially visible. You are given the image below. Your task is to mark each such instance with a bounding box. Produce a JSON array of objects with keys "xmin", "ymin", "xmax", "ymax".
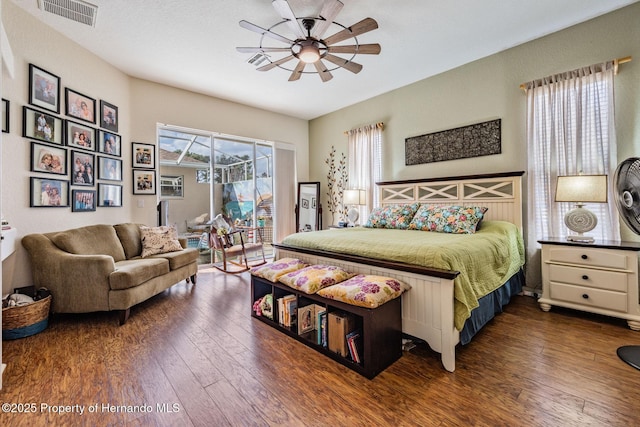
[{"xmin": 160, "ymin": 175, "xmax": 183, "ymax": 199}]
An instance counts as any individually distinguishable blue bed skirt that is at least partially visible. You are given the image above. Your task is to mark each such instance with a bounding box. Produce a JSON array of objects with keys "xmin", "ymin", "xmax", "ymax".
[{"xmin": 459, "ymin": 268, "xmax": 525, "ymax": 345}]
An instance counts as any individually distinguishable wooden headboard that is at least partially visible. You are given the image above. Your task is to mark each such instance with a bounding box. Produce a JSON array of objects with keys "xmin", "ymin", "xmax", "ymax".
[{"xmin": 376, "ymin": 171, "xmax": 525, "ymax": 231}]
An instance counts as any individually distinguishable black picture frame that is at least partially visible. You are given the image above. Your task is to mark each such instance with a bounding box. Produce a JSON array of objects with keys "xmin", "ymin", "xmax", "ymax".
[
  {"xmin": 30, "ymin": 177, "xmax": 69, "ymax": 207},
  {"xmin": 98, "ymin": 156, "xmax": 122, "ymax": 181},
  {"xmin": 98, "ymin": 130, "xmax": 121, "ymax": 156},
  {"xmin": 2, "ymin": 98, "xmax": 8, "ymax": 133},
  {"xmin": 65, "ymin": 119, "xmax": 96, "ymax": 151},
  {"xmin": 29, "ymin": 64, "xmax": 61, "ymax": 113},
  {"xmin": 100, "ymin": 100, "xmax": 118, "ymax": 132},
  {"xmin": 30, "ymin": 142, "xmax": 67, "ymax": 176},
  {"xmin": 133, "ymin": 169, "xmax": 156, "ymax": 195},
  {"xmin": 132, "ymin": 142, "xmax": 155, "ymax": 169},
  {"xmin": 65, "ymin": 87, "xmax": 96, "ymax": 124},
  {"xmin": 98, "ymin": 183, "xmax": 122, "ymax": 207},
  {"xmin": 23, "ymin": 106, "xmax": 64, "ymax": 145},
  {"xmin": 72, "ymin": 189, "xmax": 96, "ymax": 212},
  {"xmin": 71, "ymin": 150, "xmax": 95, "ymax": 186}
]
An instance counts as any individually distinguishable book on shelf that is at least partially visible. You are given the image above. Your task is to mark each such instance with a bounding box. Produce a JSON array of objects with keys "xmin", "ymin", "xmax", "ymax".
[
  {"xmin": 318, "ymin": 311, "xmax": 328, "ymax": 347},
  {"xmin": 328, "ymin": 311, "xmax": 356, "ymax": 357},
  {"xmin": 346, "ymin": 329, "xmax": 361, "ymax": 363},
  {"xmin": 285, "ymin": 296, "xmax": 297, "ymax": 327},
  {"xmin": 277, "ymin": 294, "xmax": 296, "ymax": 326},
  {"xmin": 297, "ymin": 304, "xmax": 325, "ymax": 335}
]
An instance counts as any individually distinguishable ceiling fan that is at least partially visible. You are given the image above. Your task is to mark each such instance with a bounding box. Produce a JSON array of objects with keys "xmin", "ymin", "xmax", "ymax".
[{"xmin": 236, "ymin": 0, "xmax": 381, "ymax": 82}]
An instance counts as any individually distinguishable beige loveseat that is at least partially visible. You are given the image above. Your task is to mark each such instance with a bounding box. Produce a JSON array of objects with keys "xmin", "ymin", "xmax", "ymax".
[{"xmin": 22, "ymin": 223, "xmax": 199, "ymax": 324}]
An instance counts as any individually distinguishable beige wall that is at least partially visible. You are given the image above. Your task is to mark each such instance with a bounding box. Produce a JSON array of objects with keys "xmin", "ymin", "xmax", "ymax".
[
  {"xmin": 309, "ymin": 2, "xmax": 640, "ymax": 245},
  {"xmin": 0, "ymin": 0, "xmax": 308, "ymax": 293},
  {"xmin": 158, "ymin": 165, "xmax": 210, "ymax": 233}
]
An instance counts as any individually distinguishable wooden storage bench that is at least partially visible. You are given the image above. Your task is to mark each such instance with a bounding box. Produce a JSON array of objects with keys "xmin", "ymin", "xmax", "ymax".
[{"xmin": 251, "ymin": 275, "xmax": 402, "ymax": 379}]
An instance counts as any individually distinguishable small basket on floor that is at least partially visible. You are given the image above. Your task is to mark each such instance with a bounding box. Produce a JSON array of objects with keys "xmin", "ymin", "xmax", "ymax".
[{"xmin": 2, "ymin": 295, "xmax": 52, "ymax": 340}]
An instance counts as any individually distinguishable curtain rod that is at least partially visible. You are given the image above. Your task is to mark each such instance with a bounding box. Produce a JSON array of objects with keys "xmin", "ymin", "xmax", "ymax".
[
  {"xmin": 343, "ymin": 122, "xmax": 384, "ymax": 135},
  {"xmin": 519, "ymin": 56, "xmax": 632, "ymax": 91}
]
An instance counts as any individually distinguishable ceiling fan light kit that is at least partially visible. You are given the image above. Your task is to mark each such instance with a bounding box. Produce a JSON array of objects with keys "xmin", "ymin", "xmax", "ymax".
[{"xmin": 236, "ymin": 0, "xmax": 380, "ymax": 82}]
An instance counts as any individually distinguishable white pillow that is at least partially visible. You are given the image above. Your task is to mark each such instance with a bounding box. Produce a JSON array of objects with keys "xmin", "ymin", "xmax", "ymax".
[{"xmin": 140, "ymin": 225, "xmax": 183, "ymax": 258}]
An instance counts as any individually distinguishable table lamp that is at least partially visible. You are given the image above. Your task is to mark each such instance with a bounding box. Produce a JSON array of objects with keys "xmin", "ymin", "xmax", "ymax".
[
  {"xmin": 555, "ymin": 174, "xmax": 608, "ymax": 243},
  {"xmin": 343, "ymin": 189, "xmax": 366, "ymax": 227}
]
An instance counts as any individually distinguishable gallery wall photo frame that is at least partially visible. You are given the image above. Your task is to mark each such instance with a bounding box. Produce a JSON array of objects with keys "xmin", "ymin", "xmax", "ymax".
[
  {"xmin": 65, "ymin": 119, "xmax": 96, "ymax": 151},
  {"xmin": 100, "ymin": 100, "xmax": 118, "ymax": 132},
  {"xmin": 97, "ymin": 156, "xmax": 122, "ymax": 181},
  {"xmin": 133, "ymin": 169, "xmax": 156, "ymax": 195},
  {"xmin": 30, "ymin": 177, "xmax": 69, "ymax": 207},
  {"xmin": 98, "ymin": 183, "xmax": 122, "ymax": 207},
  {"xmin": 98, "ymin": 130, "xmax": 121, "ymax": 156},
  {"xmin": 29, "ymin": 63, "xmax": 61, "ymax": 113},
  {"xmin": 65, "ymin": 87, "xmax": 96, "ymax": 124},
  {"xmin": 72, "ymin": 189, "xmax": 96, "ymax": 212},
  {"xmin": 2, "ymin": 98, "xmax": 8, "ymax": 133},
  {"xmin": 132, "ymin": 142, "xmax": 155, "ymax": 169},
  {"xmin": 31, "ymin": 142, "xmax": 67, "ymax": 176},
  {"xmin": 71, "ymin": 150, "xmax": 95, "ymax": 186},
  {"xmin": 23, "ymin": 106, "xmax": 64, "ymax": 145}
]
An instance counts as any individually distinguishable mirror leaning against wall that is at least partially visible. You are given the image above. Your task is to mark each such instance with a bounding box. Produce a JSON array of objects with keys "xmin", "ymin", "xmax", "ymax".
[{"xmin": 296, "ymin": 182, "xmax": 321, "ymax": 232}]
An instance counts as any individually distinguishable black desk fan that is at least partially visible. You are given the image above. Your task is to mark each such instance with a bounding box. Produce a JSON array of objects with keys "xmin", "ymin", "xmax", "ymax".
[{"xmin": 613, "ymin": 157, "xmax": 640, "ymax": 369}]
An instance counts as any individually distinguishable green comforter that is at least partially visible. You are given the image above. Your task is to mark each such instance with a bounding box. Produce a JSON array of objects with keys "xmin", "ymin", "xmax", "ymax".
[{"xmin": 281, "ymin": 221, "xmax": 525, "ymax": 330}]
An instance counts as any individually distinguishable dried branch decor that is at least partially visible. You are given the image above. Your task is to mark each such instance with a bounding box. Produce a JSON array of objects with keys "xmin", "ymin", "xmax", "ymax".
[{"xmin": 325, "ymin": 146, "xmax": 348, "ymax": 224}]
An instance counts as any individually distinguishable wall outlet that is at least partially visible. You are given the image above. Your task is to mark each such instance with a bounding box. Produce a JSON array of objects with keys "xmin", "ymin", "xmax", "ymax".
[{"xmin": 137, "ymin": 199, "xmax": 144, "ymax": 208}]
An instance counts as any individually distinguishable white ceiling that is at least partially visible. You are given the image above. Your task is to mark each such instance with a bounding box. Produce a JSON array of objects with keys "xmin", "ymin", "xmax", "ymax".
[{"xmin": 11, "ymin": 0, "xmax": 639, "ymax": 120}]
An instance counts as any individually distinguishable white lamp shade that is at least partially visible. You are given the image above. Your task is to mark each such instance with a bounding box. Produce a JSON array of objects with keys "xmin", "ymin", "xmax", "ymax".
[
  {"xmin": 343, "ymin": 189, "xmax": 366, "ymax": 205},
  {"xmin": 555, "ymin": 175, "xmax": 608, "ymax": 203}
]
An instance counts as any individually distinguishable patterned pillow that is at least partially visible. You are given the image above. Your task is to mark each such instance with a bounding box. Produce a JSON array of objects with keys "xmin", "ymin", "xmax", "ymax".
[
  {"xmin": 278, "ymin": 264, "xmax": 355, "ymax": 294},
  {"xmin": 409, "ymin": 205, "xmax": 488, "ymax": 234},
  {"xmin": 364, "ymin": 203, "xmax": 420, "ymax": 229},
  {"xmin": 317, "ymin": 275, "xmax": 411, "ymax": 308},
  {"xmin": 250, "ymin": 258, "xmax": 307, "ymax": 282},
  {"xmin": 140, "ymin": 225, "xmax": 183, "ymax": 258}
]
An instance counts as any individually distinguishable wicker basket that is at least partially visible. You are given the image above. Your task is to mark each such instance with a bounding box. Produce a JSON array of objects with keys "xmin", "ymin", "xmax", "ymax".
[{"xmin": 2, "ymin": 295, "xmax": 51, "ymax": 340}]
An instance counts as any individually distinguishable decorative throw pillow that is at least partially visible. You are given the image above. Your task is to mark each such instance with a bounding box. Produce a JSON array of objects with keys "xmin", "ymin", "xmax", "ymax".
[
  {"xmin": 278, "ymin": 264, "xmax": 355, "ymax": 294},
  {"xmin": 364, "ymin": 203, "xmax": 420, "ymax": 229},
  {"xmin": 140, "ymin": 225, "xmax": 183, "ymax": 258},
  {"xmin": 250, "ymin": 258, "xmax": 307, "ymax": 282},
  {"xmin": 409, "ymin": 205, "xmax": 488, "ymax": 234},
  {"xmin": 317, "ymin": 275, "xmax": 411, "ymax": 308}
]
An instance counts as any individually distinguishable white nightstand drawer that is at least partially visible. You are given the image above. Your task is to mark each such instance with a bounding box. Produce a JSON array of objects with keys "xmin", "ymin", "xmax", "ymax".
[
  {"xmin": 548, "ymin": 264, "xmax": 627, "ymax": 292},
  {"xmin": 550, "ymin": 282, "xmax": 627, "ymax": 312},
  {"xmin": 547, "ymin": 246, "xmax": 629, "ymax": 270}
]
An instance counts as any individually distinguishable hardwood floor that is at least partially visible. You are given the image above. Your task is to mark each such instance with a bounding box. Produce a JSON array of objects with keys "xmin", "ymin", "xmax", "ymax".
[{"xmin": 2, "ymin": 265, "xmax": 640, "ymax": 426}]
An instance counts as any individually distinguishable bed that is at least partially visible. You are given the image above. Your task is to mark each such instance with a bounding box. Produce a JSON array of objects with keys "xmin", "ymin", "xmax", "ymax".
[{"xmin": 274, "ymin": 171, "xmax": 525, "ymax": 372}]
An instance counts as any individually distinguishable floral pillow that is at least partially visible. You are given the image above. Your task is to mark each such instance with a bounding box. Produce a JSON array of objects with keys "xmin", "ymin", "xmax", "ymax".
[
  {"xmin": 278, "ymin": 264, "xmax": 355, "ymax": 294},
  {"xmin": 250, "ymin": 258, "xmax": 307, "ymax": 282},
  {"xmin": 364, "ymin": 203, "xmax": 420, "ymax": 229},
  {"xmin": 317, "ymin": 275, "xmax": 411, "ymax": 308},
  {"xmin": 140, "ymin": 225, "xmax": 183, "ymax": 258},
  {"xmin": 409, "ymin": 205, "xmax": 488, "ymax": 234}
]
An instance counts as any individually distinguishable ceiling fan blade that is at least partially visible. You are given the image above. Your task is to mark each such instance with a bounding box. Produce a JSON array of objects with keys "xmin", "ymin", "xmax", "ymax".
[
  {"xmin": 257, "ymin": 55, "xmax": 295, "ymax": 71},
  {"xmin": 236, "ymin": 47, "xmax": 291, "ymax": 54},
  {"xmin": 312, "ymin": 0, "xmax": 344, "ymax": 39},
  {"xmin": 313, "ymin": 60, "xmax": 333, "ymax": 82},
  {"xmin": 323, "ymin": 54, "xmax": 363, "ymax": 74},
  {"xmin": 239, "ymin": 20, "xmax": 293, "ymax": 45},
  {"xmin": 323, "ymin": 18, "xmax": 378, "ymax": 46},
  {"xmin": 288, "ymin": 61, "xmax": 307, "ymax": 81},
  {"xmin": 327, "ymin": 43, "xmax": 381, "ymax": 55},
  {"xmin": 272, "ymin": 0, "xmax": 306, "ymax": 38}
]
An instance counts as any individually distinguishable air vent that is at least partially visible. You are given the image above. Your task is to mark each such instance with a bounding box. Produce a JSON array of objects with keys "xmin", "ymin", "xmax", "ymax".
[
  {"xmin": 247, "ymin": 53, "xmax": 269, "ymax": 67},
  {"xmin": 37, "ymin": 0, "xmax": 98, "ymax": 27}
]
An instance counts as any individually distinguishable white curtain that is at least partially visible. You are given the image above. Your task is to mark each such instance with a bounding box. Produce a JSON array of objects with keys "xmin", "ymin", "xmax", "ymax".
[
  {"xmin": 273, "ymin": 144, "xmax": 296, "ymax": 242},
  {"xmin": 526, "ymin": 61, "xmax": 619, "ymax": 286},
  {"xmin": 347, "ymin": 123, "xmax": 383, "ymax": 221}
]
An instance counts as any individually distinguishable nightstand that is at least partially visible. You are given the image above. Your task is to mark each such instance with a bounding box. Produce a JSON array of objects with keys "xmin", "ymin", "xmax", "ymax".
[{"xmin": 538, "ymin": 238, "xmax": 640, "ymax": 330}]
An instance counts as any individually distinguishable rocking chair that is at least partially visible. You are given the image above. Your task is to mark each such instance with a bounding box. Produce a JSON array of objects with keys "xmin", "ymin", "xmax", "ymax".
[{"xmin": 209, "ymin": 225, "xmax": 266, "ymax": 274}]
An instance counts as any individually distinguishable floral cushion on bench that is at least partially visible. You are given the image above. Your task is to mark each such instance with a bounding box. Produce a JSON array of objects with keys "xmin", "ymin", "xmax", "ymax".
[
  {"xmin": 317, "ymin": 275, "xmax": 411, "ymax": 308},
  {"xmin": 278, "ymin": 264, "xmax": 354, "ymax": 294},
  {"xmin": 250, "ymin": 258, "xmax": 307, "ymax": 282}
]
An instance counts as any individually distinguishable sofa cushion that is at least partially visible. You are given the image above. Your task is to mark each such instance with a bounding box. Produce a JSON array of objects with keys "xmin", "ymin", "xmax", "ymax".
[
  {"xmin": 114, "ymin": 223, "xmax": 143, "ymax": 259},
  {"xmin": 140, "ymin": 225, "xmax": 183, "ymax": 258},
  {"xmin": 110, "ymin": 258, "xmax": 170, "ymax": 291},
  {"xmin": 150, "ymin": 247, "xmax": 199, "ymax": 270},
  {"xmin": 49, "ymin": 224, "xmax": 126, "ymax": 262}
]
